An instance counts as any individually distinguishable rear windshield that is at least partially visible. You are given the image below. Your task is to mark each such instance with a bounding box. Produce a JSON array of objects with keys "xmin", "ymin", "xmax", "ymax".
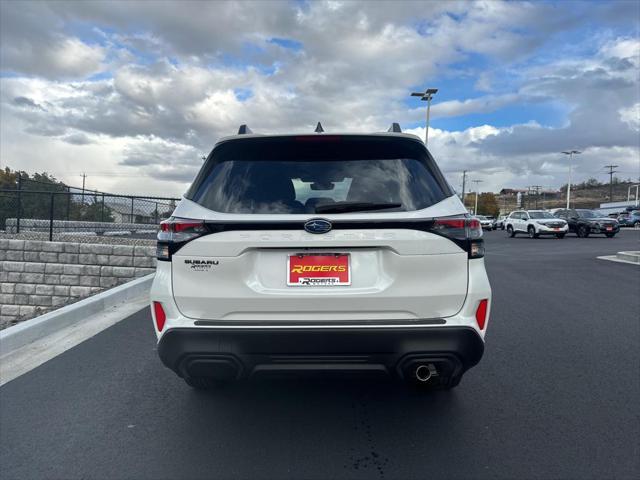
[{"xmin": 186, "ymin": 136, "xmax": 452, "ymax": 214}]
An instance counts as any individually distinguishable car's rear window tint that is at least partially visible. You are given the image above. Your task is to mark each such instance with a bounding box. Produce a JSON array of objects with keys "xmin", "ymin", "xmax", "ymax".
[{"xmin": 186, "ymin": 136, "xmax": 452, "ymax": 214}]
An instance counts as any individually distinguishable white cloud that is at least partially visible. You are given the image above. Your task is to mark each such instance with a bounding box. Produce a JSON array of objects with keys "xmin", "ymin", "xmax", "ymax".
[
  {"xmin": 619, "ymin": 103, "xmax": 640, "ymax": 131},
  {"xmin": 430, "ymin": 94, "xmax": 521, "ymax": 119},
  {"xmin": 0, "ymin": 0, "xmax": 638, "ymax": 196}
]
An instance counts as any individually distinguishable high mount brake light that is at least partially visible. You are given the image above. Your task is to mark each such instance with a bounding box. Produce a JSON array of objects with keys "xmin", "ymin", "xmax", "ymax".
[
  {"xmin": 157, "ymin": 218, "xmax": 207, "ymax": 261},
  {"xmin": 431, "ymin": 216, "xmax": 484, "ymax": 258},
  {"xmin": 294, "ymin": 135, "xmax": 342, "ymax": 142}
]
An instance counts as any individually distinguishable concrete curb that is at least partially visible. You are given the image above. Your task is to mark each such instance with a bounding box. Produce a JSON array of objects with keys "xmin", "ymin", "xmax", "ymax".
[
  {"xmin": 0, "ymin": 274, "xmax": 154, "ymax": 356},
  {"xmin": 615, "ymin": 251, "xmax": 640, "ymax": 264}
]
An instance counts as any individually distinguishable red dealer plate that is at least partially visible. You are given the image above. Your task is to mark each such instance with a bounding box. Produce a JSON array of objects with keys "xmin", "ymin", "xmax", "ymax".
[{"xmin": 287, "ymin": 254, "xmax": 350, "ymax": 286}]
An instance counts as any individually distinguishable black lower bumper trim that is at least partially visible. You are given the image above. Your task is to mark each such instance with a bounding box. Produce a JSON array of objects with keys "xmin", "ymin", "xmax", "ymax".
[{"xmin": 157, "ymin": 326, "xmax": 484, "ymax": 384}]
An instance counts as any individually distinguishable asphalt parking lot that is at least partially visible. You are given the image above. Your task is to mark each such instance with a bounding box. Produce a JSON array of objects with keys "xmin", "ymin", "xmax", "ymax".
[{"xmin": 1, "ymin": 229, "xmax": 638, "ymax": 480}]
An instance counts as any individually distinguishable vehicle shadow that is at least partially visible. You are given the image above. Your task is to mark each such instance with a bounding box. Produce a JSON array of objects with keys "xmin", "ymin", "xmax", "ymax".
[{"xmin": 159, "ymin": 376, "xmax": 471, "ymax": 478}]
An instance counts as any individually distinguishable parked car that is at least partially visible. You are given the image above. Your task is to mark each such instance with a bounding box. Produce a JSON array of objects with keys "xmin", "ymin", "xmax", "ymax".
[
  {"xmin": 505, "ymin": 210, "xmax": 568, "ymax": 238},
  {"xmin": 493, "ymin": 215, "xmax": 507, "ymax": 230},
  {"xmin": 150, "ymin": 125, "xmax": 492, "ymax": 391},
  {"xmin": 617, "ymin": 210, "xmax": 640, "ymax": 228},
  {"xmin": 553, "ymin": 209, "xmax": 620, "ymax": 237},
  {"xmin": 476, "ymin": 215, "xmax": 494, "ymax": 230}
]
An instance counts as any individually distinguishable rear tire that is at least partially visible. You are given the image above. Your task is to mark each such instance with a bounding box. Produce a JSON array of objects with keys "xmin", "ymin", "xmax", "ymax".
[
  {"xmin": 556, "ymin": 233, "xmax": 565, "ymax": 239},
  {"xmin": 507, "ymin": 225, "xmax": 516, "ymax": 237},
  {"xmin": 185, "ymin": 377, "xmax": 228, "ymax": 390},
  {"xmin": 528, "ymin": 226, "xmax": 539, "ymax": 239},
  {"xmin": 577, "ymin": 225, "xmax": 590, "ymax": 238}
]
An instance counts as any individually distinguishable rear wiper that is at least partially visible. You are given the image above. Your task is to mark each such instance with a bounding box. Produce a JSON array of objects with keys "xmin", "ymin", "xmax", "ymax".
[{"xmin": 315, "ymin": 202, "xmax": 402, "ymax": 214}]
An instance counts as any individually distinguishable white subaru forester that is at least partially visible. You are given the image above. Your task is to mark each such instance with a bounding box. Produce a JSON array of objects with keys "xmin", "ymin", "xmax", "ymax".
[{"xmin": 150, "ymin": 126, "xmax": 491, "ymax": 390}]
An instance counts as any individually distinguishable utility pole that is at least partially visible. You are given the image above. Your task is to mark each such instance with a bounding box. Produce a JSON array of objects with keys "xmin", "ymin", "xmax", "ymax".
[
  {"xmin": 604, "ymin": 164, "xmax": 618, "ymax": 201},
  {"xmin": 16, "ymin": 172, "xmax": 22, "ymax": 233},
  {"xmin": 461, "ymin": 170, "xmax": 467, "ymax": 203},
  {"xmin": 529, "ymin": 185, "xmax": 542, "ymax": 209},
  {"xmin": 411, "ymin": 88, "xmax": 438, "ymax": 146},
  {"xmin": 562, "ymin": 150, "xmax": 581, "ymax": 209},
  {"xmin": 81, "ymin": 173, "xmax": 87, "ymax": 205},
  {"xmin": 472, "ymin": 180, "xmax": 483, "ymax": 215}
]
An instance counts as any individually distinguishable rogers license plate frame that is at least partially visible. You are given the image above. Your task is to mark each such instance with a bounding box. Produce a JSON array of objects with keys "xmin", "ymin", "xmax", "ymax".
[{"xmin": 287, "ymin": 253, "xmax": 351, "ymax": 287}]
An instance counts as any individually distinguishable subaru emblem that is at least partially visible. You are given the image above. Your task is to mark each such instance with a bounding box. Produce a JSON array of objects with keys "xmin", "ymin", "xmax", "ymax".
[{"xmin": 304, "ymin": 218, "xmax": 332, "ymax": 234}]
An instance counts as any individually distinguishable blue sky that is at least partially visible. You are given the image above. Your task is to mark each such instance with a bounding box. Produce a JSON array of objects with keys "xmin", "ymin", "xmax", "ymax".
[{"xmin": 0, "ymin": 0, "xmax": 638, "ymax": 196}]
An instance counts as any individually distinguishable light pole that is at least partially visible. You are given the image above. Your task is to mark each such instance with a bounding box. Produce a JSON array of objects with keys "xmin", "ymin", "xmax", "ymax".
[
  {"xmin": 411, "ymin": 88, "xmax": 438, "ymax": 146},
  {"xmin": 561, "ymin": 150, "xmax": 581, "ymax": 209},
  {"xmin": 472, "ymin": 179, "xmax": 483, "ymax": 215},
  {"xmin": 627, "ymin": 184, "xmax": 639, "ymax": 206}
]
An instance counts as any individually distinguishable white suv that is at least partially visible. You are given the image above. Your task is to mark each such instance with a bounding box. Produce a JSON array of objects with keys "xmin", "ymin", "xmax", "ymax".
[
  {"xmin": 506, "ymin": 210, "xmax": 568, "ymax": 238},
  {"xmin": 150, "ymin": 127, "xmax": 492, "ymax": 390}
]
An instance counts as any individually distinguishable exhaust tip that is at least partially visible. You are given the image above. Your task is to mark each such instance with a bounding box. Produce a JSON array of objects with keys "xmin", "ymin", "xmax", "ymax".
[{"xmin": 415, "ymin": 364, "xmax": 434, "ymax": 382}]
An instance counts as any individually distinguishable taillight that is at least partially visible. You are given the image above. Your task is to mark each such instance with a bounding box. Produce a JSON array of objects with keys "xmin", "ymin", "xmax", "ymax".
[
  {"xmin": 153, "ymin": 301, "xmax": 166, "ymax": 332},
  {"xmin": 475, "ymin": 299, "xmax": 489, "ymax": 330},
  {"xmin": 157, "ymin": 217, "xmax": 207, "ymax": 261},
  {"xmin": 431, "ymin": 216, "xmax": 484, "ymax": 258}
]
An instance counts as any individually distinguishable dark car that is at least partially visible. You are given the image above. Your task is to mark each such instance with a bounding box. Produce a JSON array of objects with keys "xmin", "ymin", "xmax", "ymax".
[
  {"xmin": 554, "ymin": 208, "xmax": 620, "ymax": 238},
  {"xmin": 617, "ymin": 210, "xmax": 640, "ymax": 228}
]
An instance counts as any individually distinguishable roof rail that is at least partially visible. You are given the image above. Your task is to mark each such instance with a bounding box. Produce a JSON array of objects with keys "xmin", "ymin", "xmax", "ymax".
[
  {"xmin": 387, "ymin": 122, "xmax": 402, "ymax": 133},
  {"xmin": 237, "ymin": 124, "xmax": 253, "ymax": 135},
  {"xmin": 315, "ymin": 122, "xmax": 324, "ymax": 133}
]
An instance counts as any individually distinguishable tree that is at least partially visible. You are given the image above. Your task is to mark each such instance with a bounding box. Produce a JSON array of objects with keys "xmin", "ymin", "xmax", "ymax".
[
  {"xmin": 477, "ymin": 193, "xmax": 500, "ymax": 217},
  {"xmin": 0, "ymin": 168, "xmax": 69, "ymax": 229},
  {"xmin": 0, "ymin": 167, "xmax": 114, "ymax": 229},
  {"xmin": 463, "ymin": 192, "xmax": 499, "ymax": 216}
]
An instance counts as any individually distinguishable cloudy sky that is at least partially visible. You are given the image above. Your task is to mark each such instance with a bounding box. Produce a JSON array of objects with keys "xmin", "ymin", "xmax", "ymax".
[{"xmin": 1, "ymin": 0, "xmax": 639, "ymax": 197}]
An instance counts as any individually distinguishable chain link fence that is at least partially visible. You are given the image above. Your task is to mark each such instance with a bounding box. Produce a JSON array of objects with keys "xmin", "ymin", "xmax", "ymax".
[{"xmin": 0, "ymin": 184, "xmax": 179, "ymax": 241}]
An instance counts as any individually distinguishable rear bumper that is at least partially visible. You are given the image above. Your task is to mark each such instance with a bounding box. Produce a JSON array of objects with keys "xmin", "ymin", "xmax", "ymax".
[{"xmin": 157, "ymin": 326, "xmax": 485, "ymax": 386}]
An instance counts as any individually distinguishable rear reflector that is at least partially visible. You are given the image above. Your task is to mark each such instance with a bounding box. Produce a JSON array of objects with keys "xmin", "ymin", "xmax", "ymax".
[
  {"xmin": 475, "ymin": 299, "xmax": 488, "ymax": 330},
  {"xmin": 153, "ymin": 301, "xmax": 166, "ymax": 332}
]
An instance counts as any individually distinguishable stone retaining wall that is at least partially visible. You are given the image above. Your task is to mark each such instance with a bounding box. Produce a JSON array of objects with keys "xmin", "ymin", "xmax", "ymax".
[{"xmin": 0, "ymin": 239, "xmax": 156, "ymax": 328}]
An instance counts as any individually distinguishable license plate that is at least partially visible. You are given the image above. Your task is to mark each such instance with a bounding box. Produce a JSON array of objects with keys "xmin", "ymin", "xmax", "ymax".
[
  {"xmin": 287, "ymin": 254, "xmax": 350, "ymax": 286},
  {"xmin": 606, "ymin": 226, "xmax": 613, "ymax": 231},
  {"xmin": 553, "ymin": 227, "xmax": 560, "ymax": 231}
]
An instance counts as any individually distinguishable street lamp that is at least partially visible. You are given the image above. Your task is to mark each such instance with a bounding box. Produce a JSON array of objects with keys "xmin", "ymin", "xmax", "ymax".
[
  {"xmin": 561, "ymin": 150, "xmax": 581, "ymax": 209},
  {"xmin": 411, "ymin": 88, "xmax": 438, "ymax": 146},
  {"xmin": 472, "ymin": 179, "xmax": 483, "ymax": 215}
]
